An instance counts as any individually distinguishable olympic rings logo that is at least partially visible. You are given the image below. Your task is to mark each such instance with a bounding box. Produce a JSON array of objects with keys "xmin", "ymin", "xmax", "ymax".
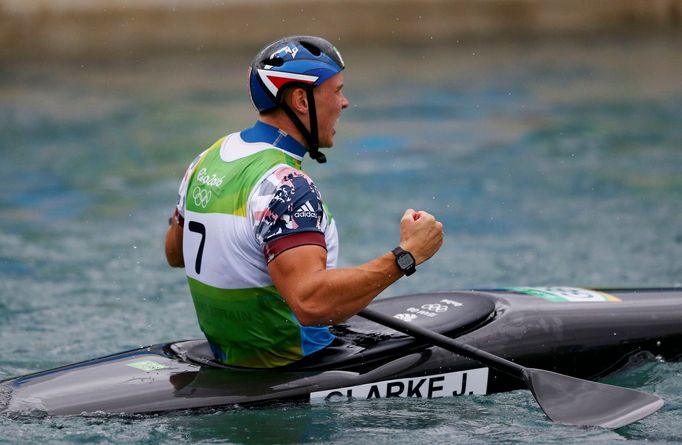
[
  {"xmin": 421, "ymin": 304, "xmax": 448, "ymax": 313},
  {"xmin": 192, "ymin": 186, "xmax": 212, "ymax": 208}
]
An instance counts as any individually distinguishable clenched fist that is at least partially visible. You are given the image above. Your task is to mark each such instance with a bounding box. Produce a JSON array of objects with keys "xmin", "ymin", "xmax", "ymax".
[{"xmin": 399, "ymin": 209, "xmax": 443, "ymax": 265}]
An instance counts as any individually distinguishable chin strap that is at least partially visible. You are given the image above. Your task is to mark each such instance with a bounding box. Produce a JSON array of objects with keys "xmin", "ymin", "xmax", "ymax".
[{"xmin": 280, "ymin": 88, "xmax": 327, "ymax": 164}]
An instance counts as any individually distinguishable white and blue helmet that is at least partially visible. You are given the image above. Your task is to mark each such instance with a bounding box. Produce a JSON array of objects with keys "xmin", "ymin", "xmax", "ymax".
[
  {"xmin": 249, "ymin": 36, "xmax": 345, "ymax": 112},
  {"xmin": 248, "ymin": 36, "xmax": 345, "ymax": 163}
]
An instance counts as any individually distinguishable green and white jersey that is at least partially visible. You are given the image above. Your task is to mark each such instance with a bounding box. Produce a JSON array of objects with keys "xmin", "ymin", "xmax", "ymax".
[{"xmin": 176, "ymin": 121, "xmax": 338, "ymax": 368}]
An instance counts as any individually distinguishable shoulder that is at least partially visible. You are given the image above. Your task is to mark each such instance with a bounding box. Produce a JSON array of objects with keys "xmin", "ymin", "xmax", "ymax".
[
  {"xmin": 251, "ymin": 165, "xmax": 326, "ymax": 244},
  {"xmin": 183, "ymin": 136, "xmax": 227, "ymax": 177},
  {"xmin": 269, "ymin": 165, "xmax": 317, "ymax": 188},
  {"xmin": 267, "ymin": 167, "xmax": 322, "ymax": 212},
  {"xmin": 177, "ymin": 136, "xmax": 228, "ymax": 191},
  {"xmin": 252, "ymin": 165, "xmax": 319, "ymax": 199}
]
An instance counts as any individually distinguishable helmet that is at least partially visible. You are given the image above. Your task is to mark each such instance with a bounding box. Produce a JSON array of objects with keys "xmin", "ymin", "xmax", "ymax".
[
  {"xmin": 248, "ymin": 36, "xmax": 345, "ymax": 163},
  {"xmin": 249, "ymin": 36, "xmax": 345, "ymax": 113}
]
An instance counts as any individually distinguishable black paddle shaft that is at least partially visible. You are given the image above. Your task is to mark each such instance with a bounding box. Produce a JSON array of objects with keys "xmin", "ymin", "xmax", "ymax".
[{"xmin": 359, "ymin": 308, "xmax": 526, "ymax": 379}]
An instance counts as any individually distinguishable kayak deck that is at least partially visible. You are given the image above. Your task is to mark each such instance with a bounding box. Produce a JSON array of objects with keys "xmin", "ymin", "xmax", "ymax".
[{"xmin": 174, "ymin": 291, "xmax": 497, "ymax": 371}]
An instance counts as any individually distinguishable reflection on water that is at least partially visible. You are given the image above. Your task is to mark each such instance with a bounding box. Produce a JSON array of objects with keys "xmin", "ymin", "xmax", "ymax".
[{"xmin": 0, "ymin": 34, "xmax": 681, "ymax": 443}]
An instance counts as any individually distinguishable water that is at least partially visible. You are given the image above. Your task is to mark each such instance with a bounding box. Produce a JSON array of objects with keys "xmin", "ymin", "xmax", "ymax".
[{"xmin": 1, "ymin": 34, "xmax": 681, "ymax": 443}]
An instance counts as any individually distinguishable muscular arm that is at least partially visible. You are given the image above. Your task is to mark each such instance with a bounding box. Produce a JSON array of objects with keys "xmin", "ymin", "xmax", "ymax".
[
  {"xmin": 269, "ymin": 246, "xmax": 401, "ymax": 325},
  {"xmin": 165, "ymin": 215, "xmax": 184, "ymax": 267},
  {"xmin": 268, "ymin": 209, "xmax": 443, "ymax": 326}
]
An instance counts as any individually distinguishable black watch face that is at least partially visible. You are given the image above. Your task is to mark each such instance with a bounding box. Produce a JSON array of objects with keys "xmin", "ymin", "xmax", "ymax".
[{"xmin": 397, "ymin": 253, "xmax": 414, "ymax": 269}]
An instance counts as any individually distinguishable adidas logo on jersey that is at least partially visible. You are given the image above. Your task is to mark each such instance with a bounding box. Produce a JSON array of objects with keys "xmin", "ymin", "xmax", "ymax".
[{"xmin": 294, "ymin": 201, "xmax": 317, "ymax": 218}]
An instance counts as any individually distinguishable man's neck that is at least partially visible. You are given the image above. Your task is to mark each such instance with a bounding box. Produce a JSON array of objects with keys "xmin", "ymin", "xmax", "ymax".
[{"xmin": 259, "ymin": 112, "xmax": 308, "ymax": 149}]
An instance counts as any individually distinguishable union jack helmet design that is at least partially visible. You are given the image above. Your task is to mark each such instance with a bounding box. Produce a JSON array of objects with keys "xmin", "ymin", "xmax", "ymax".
[{"xmin": 248, "ymin": 36, "xmax": 345, "ymax": 113}]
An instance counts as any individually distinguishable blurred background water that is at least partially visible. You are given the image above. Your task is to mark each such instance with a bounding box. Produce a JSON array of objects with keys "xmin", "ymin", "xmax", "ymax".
[{"xmin": 0, "ymin": 33, "xmax": 681, "ymax": 443}]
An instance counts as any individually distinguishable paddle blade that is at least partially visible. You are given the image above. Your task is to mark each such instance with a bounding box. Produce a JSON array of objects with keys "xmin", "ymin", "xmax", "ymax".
[{"xmin": 524, "ymin": 368, "xmax": 663, "ymax": 429}]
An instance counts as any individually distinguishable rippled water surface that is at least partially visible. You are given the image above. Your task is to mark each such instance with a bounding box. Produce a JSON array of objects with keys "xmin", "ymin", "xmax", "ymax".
[{"xmin": 1, "ymin": 34, "xmax": 681, "ymax": 443}]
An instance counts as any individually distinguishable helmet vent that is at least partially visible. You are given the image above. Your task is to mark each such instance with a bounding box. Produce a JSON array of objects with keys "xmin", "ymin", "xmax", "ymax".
[
  {"xmin": 300, "ymin": 41, "xmax": 321, "ymax": 56},
  {"xmin": 264, "ymin": 56, "xmax": 284, "ymax": 67}
]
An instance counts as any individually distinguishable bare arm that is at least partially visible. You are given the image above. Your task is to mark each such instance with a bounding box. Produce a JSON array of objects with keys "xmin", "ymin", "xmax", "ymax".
[
  {"xmin": 165, "ymin": 213, "xmax": 184, "ymax": 267},
  {"xmin": 268, "ymin": 209, "xmax": 443, "ymax": 326}
]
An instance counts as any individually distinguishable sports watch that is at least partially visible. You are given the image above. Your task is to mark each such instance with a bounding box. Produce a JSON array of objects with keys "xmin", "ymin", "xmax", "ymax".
[{"xmin": 392, "ymin": 247, "xmax": 416, "ymax": 276}]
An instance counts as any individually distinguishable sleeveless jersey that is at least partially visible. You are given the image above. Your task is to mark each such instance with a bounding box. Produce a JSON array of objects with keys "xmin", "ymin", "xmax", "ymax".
[{"xmin": 176, "ymin": 121, "xmax": 338, "ymax": 368}]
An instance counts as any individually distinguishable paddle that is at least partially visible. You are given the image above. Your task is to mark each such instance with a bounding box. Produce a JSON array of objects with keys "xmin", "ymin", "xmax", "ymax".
[{"xmin": 358, "ymin": 308, "xmax": 663, "ymax": 429}]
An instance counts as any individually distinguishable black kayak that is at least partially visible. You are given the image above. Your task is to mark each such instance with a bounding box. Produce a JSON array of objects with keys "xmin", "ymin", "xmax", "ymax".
[{"xmin": 1, "ymin": 287, "xmax": 681, "ymax": 417}]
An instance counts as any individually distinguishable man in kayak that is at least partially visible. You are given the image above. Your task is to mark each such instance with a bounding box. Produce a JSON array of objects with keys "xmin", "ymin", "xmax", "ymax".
[{"xmin": 164, "ymin": 36, "xmax": 443, "ymax": 368}]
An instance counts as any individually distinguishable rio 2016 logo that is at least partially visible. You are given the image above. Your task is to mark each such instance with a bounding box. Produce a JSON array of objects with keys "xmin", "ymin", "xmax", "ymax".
[
  {"xmin": 196, "ymin": 168, "xmax": 224, "ymax": 188},
  {"xmin": 394, "ymin": 313, "xmax": 418, "ymax": 321}
]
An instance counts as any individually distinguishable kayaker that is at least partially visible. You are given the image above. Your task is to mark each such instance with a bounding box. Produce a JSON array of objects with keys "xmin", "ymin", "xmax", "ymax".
[{"xmin": 164, "ymin": 36, "xmax": 443, "ymax": 368}]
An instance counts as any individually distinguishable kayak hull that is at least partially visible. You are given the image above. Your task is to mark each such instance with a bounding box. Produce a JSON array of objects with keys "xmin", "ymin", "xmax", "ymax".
[{"xmin": 1, "ymin": 287, "xmax": 681, "ymax": 416}]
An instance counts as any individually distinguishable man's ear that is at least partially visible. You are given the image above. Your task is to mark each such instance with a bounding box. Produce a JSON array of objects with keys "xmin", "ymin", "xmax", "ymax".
[{"xmin": 286, "ymin": 87, "xmax": 309, "ymax": 114}]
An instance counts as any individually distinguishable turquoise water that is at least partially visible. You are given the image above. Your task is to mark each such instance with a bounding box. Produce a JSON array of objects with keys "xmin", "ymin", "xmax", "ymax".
[{"xmin": 1, "ymin": 34, "xmax": 681, "ymax": 443}]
